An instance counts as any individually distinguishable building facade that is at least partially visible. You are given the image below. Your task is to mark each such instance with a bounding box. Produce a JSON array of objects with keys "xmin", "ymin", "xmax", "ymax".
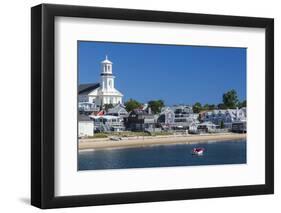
[
  {"xmin": 90, "ymin": 115, "xmax": 125, "ymax": 132},
  {"xmin": 125, "ymin": 109, "xmax": 156, "ymax": 131},
  {"xmin": 201, "ymin": 107, "xmax": 247, "ymax": 128},
  {"xmin": 78, "ymin": 56, "xmax": 123, "ymax": 108},
  {"xmin": 78, "ymin": 114, "xmax": 94, "ymax": 137},
  {"xmin": 158, "ymin": 105, "xmax": 199, "ymax": 130},
  {"xmin": 157, "ymin": 107, "xmax": 175, "ymax": 126},
  {"xmin": 106, "ymin": 104, "xmax": 128, "ymax": 117}
]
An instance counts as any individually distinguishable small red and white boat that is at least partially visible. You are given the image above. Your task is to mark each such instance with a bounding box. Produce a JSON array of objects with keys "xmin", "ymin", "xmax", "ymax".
[{"xmin": 192, "ymin": 148, "xmax": 205, "ymax": 156}]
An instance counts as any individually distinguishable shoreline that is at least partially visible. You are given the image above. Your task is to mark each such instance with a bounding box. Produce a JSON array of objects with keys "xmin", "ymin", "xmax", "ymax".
[{"xmin": 79, "ymin": 133, "xmax": 246, "ymax": 151}]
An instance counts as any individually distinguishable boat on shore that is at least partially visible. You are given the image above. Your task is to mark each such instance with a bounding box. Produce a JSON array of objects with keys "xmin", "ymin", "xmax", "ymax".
[{"xmin": 109, "ymin": 136, "xmax": 122, "ymax": 141}]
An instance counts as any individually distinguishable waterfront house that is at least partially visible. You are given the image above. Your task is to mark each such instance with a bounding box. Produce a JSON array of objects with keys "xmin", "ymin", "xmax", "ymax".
[
  {"xmin": 157, "ymin": 105, "xmax": 199, "ymax": 130},
  {"xmin": 106, "ymin": 103, "xmax": 128, "ymax": 117},
  {"xmin": 173, "ymin": 117, "xmax": 197, "ymax": 130},
  {"xmin": 90, "ymin": 115, "xmax": 125, "ymax": 132},
  {"xmin": 237, "ymin": 107, "xmax": 247, "ymax": 120},
  {"xmin": 232, "ymin": 120, "xmax": 247, "ymax": 133},
  {"xmin": 196, "ymin": 121, "xmax": 218, "ymax": 133},
  {"xmin": 157, "ymin": 107, "xmax": 175, "ymax": 128},
  {"xmin": 188, "ymin": 120, "xmax": 200, "ymax": 134},
  {"xmin": 78, "ymin": 114, "xmax": 94, "ymax": 137},
  {"xmin": 172, "ymin": 105, "xmax": 198, "ymax": 129},
  {"xmin": 201, "ymin": 108, "xmax": 247, "ymax": 129},
  {"xmin": 171, "ymin": 105, "xmax": 193, "ymax": 114},
  {"xmin": 125, "ymin": 109, "xmax": 156, "ymax": 131}
]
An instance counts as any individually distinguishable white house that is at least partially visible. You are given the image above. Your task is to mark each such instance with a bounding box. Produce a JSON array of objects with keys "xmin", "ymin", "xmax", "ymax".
[
  {"xmin": 78, "ymin": 114, "xmax": 94, "ymax": 137},
  {"xmin": 197, "ymin": 121, "xmax": 218, "ymax": 133},
  {"xmin": 90, "ymin": 115, "xmax": 125, "ymax": 132},
  {"xmin": 157, "ymin": 105, "xmax": 199, "ymax": 129},
  {"xmin": 157, "ymin": 107, "xmax": 175, "ymax": 125},
  {"xmin": 79, "ymin": 56, "xmax": 123, "ymax": 108},
  {"xmin": 201, "ymin": 107, "xmax": 247, "ymax": 128}
]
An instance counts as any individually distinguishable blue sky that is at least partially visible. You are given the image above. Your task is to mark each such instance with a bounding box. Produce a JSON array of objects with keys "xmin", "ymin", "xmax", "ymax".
[{"xmin": 78, "ymin": 41, "xmax": 246, "ymax": 106}]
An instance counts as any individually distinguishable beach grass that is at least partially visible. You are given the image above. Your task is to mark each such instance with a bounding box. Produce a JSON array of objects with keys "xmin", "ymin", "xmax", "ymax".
[
  {"xmin": 87, "ymin": 133, "xmax": 108, "ymax": 138},
  {"xmin": 88, "ymin": 131, "xmax": 173, "ymax": 139}
]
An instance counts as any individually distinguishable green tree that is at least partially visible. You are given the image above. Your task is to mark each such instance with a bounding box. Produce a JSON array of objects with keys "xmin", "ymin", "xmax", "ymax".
[
  {"xmin": 203, "ymin": 104, "xmax": 216, "ymax": 111},
  {"xmin": 193, "ymin": 102, "xmax": 202, "ymax": 113},
  {"xmin": 203, "ymin": 104, "xmax": 209, "ymax": 110},
  {"xmin": 208, "ymin": 104, "xmax": 216, "ymax": 110},
  {"xmin": 217, "ymin": 103, "xmax": 227, "ymax": 109},
  {"xmin": 124, "ymin": 99, "xmax": 141, "ymax": 112},
  {"xmin": 237, "ymin": 100, "xmax": 246, "ymax": 108},
  {"xmin": 222, "ymin": 89, "xmax": 239, "ymax": 109},
  {"xmin": 148, "ymin": 100, "xmax": 165, "ymax": 114}
]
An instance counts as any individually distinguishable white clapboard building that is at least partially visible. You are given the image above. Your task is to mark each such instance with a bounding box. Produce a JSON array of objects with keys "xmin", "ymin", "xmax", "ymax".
[
  {"xmin": 79, "ymin": 56, "xmax": 123, "ymax": 108},
  {"xmin": 78, "ymin": 114, "xmax": 94, "ymax": 137}
]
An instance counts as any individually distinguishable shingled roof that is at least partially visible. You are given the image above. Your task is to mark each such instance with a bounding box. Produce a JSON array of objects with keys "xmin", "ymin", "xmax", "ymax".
[
  {"xmin": 78, "ymin": 83, "xmax": 100, "ymax": 95},
  {"xmin": 107, "ymin": 104, "xmax": 128, "ymax": 114}
]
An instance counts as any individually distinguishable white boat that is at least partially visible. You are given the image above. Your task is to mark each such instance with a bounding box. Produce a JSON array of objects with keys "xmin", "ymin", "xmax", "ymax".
[
  {"xmin": 109, "ymin": 136, "xmax": 122, "ymax": 141},
  {"xmin": 192, "ymin": 148, "xmax": 205, "ymax": 156}
]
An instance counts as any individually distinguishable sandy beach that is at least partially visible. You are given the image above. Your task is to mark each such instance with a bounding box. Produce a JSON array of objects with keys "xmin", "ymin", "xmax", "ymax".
[{"xmin": 79, "ymin": 133, "xmax": 246, "ymax": 151}]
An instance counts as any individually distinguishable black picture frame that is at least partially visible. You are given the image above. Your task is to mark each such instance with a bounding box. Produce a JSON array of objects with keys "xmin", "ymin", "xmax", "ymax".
[{"xmin": 31, "ymin": 3, "xmax": 274, "ymax": 209}]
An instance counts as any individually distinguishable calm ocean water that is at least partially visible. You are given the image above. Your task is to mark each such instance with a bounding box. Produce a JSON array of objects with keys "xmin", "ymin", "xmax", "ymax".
[{"xmin": 78, "ymin": 139, "xmax": 246, "ymax": 170}]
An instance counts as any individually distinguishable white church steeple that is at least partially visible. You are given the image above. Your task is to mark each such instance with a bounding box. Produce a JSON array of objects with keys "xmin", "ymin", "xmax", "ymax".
[
  {"xmin": 78, "ymin": 55, "xmax": 123, "ymax": 107},
  {"xmin": 101, "ymin": 55, "xmax": 115, "ymax": 92},
  {"xmin": 101, "ymin": 55, "xmax": 113, "ymax": 74}
]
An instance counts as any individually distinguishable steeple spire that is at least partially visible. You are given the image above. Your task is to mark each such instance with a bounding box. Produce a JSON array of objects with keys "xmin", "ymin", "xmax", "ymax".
[
  {"xmin": 100, "ymin": 55, "xmax": 115, "ymax": 92},
  {"xmin": 101, "ymin": 55, "xmax": 112, "ymax": 64}
]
